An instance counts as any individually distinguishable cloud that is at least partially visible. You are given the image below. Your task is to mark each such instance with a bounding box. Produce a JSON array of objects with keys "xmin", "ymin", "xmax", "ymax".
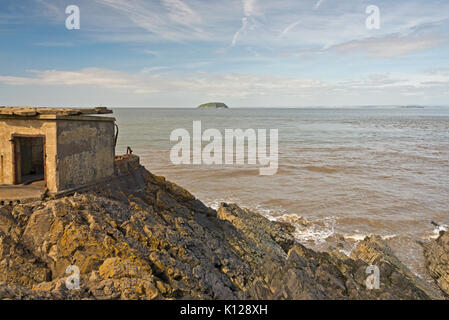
[
  {"xmin": 1, "ymin": 68, "xmax": 448, "ymax": 101},
  {"xmin": 279, "ymin": 21, "xmax": 301, "ymax": 37},
  {"xmin": 426, "ymin": 68, "xmax": 449, "ymax": 76},
  {"xmin": 142, "ymin": 49, "xmax": 159, "ymax": 56},
  {"xmin": 340, "ymin": 73, "xmax": 449, "ymax": 90},
  {"xmin": 140, "ymin": 61, "xmax": 210, "ymax": 74},
  {"xmin": 35, "ymin": 0, "xmax": 61, "ymax": 16},
  {"xmin": 231, "ymin": 0, "xmax": 262, "ymax": 47},
  {"xmin": 243, "ymin": 0, "xmax": 257, "ymax": 16},
  {"xmin": 314, "ymin": 0, "xmax": 325, "ymax": 9},
  {"xmin": 93, "ymin": 0, "xmax": 205, "ymax": 41},
  {"xmin": 160, "ymin": 0, "xmax": 202, "ymax": 27},
  {"xmin": 293, "ymin": 19, "xmax": 449, "ymax": 58},
  {"xmin": 231, "ymin": 17, "xmax": 249, "ymax": 46},
  {"xmin": 0, "ymin": 68, "xmax": 160, "ymax": 93},
  {"xmin": 2, "ymin": 66, "xmax": 449, "ymax": 107},
  {"xmin": 331, "ymin": 33, "xmax": 447, "ymax": 58},
  {"xmin": 140, "ymin": 66, "xmax": 170, "ymax": 74},
  {"xmin": 0, "ymin": 68, "xmax": 329, "ymax": 98},
  {"xmin": 26, "ymin": 0, "xmax": 449, "ymax": 54}
]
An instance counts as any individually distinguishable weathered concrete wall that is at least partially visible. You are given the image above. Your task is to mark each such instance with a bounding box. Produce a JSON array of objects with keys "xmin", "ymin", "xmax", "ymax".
[
  {"xmin": 0, "ymin": 116, "xmax": 115, "ymax": 193},
  {"xmin": 56, "ymin": 119, "xmax": 115, "ymax": 190},
  {"xmin": 0, "ymin": 118, "xmax": 57, "ymax": 190}
]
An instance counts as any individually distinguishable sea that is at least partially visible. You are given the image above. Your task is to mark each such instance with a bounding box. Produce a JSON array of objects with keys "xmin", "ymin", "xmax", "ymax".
[{"xmin": 113, "ymin": 107, "xmax": 449, "ymax": 282}]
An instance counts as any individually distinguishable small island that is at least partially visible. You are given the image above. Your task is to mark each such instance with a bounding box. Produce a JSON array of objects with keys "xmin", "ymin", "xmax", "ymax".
[{"xmin": 197, "ymin": 102, "xmax": 229, "ymax": 109}]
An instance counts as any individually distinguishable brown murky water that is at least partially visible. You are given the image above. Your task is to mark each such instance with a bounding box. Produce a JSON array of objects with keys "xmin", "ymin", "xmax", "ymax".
[{"xmin": 115, "ymin": 107, "xmax": 449, "ymax": 281}]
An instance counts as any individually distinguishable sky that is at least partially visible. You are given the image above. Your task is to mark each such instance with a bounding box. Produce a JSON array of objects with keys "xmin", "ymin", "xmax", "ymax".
[{"xmin": 0, "ymin": 0, "xmax": 449, "ymax": 107}]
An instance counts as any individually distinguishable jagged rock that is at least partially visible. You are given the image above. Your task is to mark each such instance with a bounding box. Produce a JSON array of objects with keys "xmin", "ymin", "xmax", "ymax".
[
  {"xmin": 425, "ymin": 231, "xmax": 449, "ymax": 296},
  {"xmin": 351, "ymin": 235, "xmax": 443, "ymax": 299},
  {"xmin": 0, "ymin": 164, "xmax": 445, "ymax": 300}
]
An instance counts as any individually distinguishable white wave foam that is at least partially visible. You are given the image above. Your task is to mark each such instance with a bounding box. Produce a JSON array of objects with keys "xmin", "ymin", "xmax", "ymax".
[
  {"xmin": 208, "ymin": 200, "xmax": 338, "ymax": 244},
  {"xmin": 207, "ymin": 200, "xmax": 222, "ymax": 210},
  {"xmin": 434, "ymin": 224, "xmax": 448, "ymax": 233},
  {"xmin": 344, "ymin": 233, "xmax": 397, "ymax": 241},
  {"xmin": 293, "ymin": 223, "xmax": 335, "ymax": 243},
  {"xmin": 423, "ymin": 224, "xmax": 449, "ymax": 240},
  {"xmin": 278, "ymin": 215, "xmax": 337, "ymax": 244},
  {"xmin": 206, "ymin": 198, "xmax": 241, "ymax": 210},
  {"xmin": 254, "ymin": 204, "xmax": 287, "ymax": 221},
  {"xmin": 205, "ymin": 200, "xmax": 287, "ymax": 222},
  {"xmin": 206, "ymin": 200, "xmax": 401, "ymax": 247},
  {"xmin": 208, "ymin": 199, "xmax": 336, "ymax": 244}
]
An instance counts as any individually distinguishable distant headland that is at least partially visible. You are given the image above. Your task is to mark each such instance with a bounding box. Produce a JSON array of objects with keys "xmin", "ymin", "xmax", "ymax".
[{"xmin": 197, "ymin": 102, "xmax": 229, "ymax": 109}]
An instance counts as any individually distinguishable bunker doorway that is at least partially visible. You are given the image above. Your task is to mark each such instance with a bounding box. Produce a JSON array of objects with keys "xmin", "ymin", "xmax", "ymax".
[{"xmin": 13, "ymin": 136, "xmax": 45, "ymax": 185}]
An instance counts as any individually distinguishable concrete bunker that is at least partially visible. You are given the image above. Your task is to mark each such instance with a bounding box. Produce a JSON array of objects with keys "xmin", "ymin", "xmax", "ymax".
[{"xmin": 0, "ymin": 107, "xmax": 117, "ymax": 199}]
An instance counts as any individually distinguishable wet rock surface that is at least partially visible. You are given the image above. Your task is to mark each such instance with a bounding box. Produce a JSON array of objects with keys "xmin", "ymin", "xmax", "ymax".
[{"xmin": 0, "ymin": 164, "xmax": 446, "ymax": 300}]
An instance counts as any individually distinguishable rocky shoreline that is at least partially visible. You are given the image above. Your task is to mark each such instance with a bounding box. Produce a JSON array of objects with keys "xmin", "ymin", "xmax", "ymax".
[{"xmin": 0, "ymin": 156, "xmax": 447, "ymax": 299}]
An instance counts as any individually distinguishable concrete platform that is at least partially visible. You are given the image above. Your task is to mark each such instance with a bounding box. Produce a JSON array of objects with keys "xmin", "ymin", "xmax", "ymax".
[{"xmin": 0, "ymin": 180, "xmax": 45, "ymax": 203}]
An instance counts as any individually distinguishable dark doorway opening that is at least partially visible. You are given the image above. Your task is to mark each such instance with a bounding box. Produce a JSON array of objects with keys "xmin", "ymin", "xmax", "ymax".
[{"xmin": 13, "ymin": 136, "xmax": 45, "ymax": 185}]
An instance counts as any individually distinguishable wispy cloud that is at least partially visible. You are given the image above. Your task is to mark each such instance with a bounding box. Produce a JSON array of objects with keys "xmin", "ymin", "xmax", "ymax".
[
  {"xmin": 142, "ymin": 49, "xmax": 159, "ymax": 56},
  {"xmin": 231, "ymin": 17, "xmax": 249, "ymax": 46},
  {"xmin": 140, "ymin": 66, "xmax": 171, "ymax": 74},
  {"xmin": 93, "ymin": 0, "xmax": 205, "ymax": 41},
  {"xmin": 295, "ymin": 20, "xmax": 449, "ymax": 58},
  {"xmin": 243, "ymin": 0, "xmax": 257, "ymax": 16},
  {"xmin": 160, "ymin": 0, "xmax": 202, "ymax": 28},
  {"xmin": 28, "ymin": 0, "xmax": 449, "ymax": 52},
  {"xmin": 231, "ymin": 0, "xmax": 262, "ymax": 47},
  {"xmin": 314, "ymin": 0, "xmax": 325, "ymax": 9},
  {"xmin": 279, "ymin": 21, "xmax": 301, "ymax": 38},
  {"xmin": 333, "ymin": 34, "xmax": 445, "ymax": 58},
  {"xmin": 35, "ymin": 0, "xmax": 61, "ymax": 16},
  {"xmin": 0, "ymin": 68, "xmax": 160, "ymax": 94}
]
